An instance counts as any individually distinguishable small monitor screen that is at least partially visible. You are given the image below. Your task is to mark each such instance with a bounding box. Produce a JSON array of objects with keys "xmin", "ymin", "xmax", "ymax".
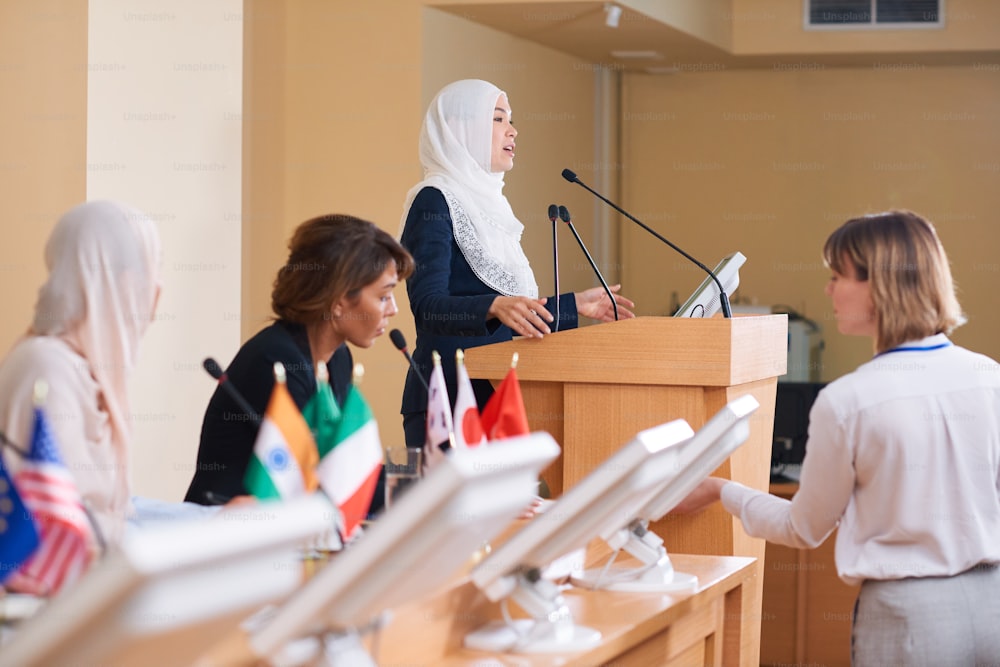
[
  {"xmin": 673, "ymin": 251, "xmax": 746, "ymax": 318},
  {"xmin": 249, "ymin": 432, "xmax": 561, "ymax": 660},
  {"xmin": 469, "ymin": 420, "xmax": 696, "ymax": 602}
]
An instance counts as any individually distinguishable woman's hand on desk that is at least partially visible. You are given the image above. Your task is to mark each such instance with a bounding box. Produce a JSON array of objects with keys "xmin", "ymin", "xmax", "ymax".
[
  {"xmin": 575, "ymin": 284, "xmax": 636, "ymax": 322},
  {"xmin": 672, "ymin": 477, "xmax": 726, "ymax": 514},
  {"xmin": 222, "ymin": 494, "xmax": 257, "ymax": 508},
  {"xmin": 488, "ymin": 295, "xmax": 552, "ymax": 338},
  {"xmin": 519, "ymin": 496, "xmax": 553, "ymax": 519}
]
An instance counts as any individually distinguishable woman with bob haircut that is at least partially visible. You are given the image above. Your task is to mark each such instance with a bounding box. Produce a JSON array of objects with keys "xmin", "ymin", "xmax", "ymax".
[
  {"xmin": 185, "ymin": 214, "xmax": 414, "ymax": 507},
  {"xmin": 678, "ymin": 210, "xmax": 1000, "ymax": 665}
]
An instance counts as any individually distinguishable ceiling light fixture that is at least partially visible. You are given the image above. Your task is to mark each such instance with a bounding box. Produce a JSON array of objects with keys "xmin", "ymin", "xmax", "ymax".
[{"xmin": 610, "ymin": 50, "xmax": 663, "ymax": 60}]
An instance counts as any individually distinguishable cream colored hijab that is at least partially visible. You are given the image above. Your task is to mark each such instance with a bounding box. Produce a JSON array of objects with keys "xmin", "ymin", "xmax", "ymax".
[
  {"xmin": 32, "ymin": 200, "xmax": 162, "ymax": 453},
  {"xmin": 400, "ymin": 79, "xmax": 538, "ymax": 297},
  {"xmin": 0, "ymin": 201, "xmax": 160, "ymax": 545}
]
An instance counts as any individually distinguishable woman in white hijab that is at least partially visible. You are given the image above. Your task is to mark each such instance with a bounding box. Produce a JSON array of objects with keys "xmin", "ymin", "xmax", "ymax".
[
  {"xmin": 1, "ymin": 202, "xmax": 249, "ymax": 595},
  {"xmin": 398, "ymin": 79, "xmax": 634, "ymax": 447},
  {"xmin": 0, "ymin": 201, "xmax": 162, "ymax": 551}
]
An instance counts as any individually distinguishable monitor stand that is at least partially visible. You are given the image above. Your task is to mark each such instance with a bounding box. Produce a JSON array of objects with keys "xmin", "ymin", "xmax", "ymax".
[
  {"xmin": 570, "ymin": 522, "xmax": 698, "ymax": 593},
  {"xmin": 463, "ymin": 570, "xmax": 601, "ymax": 653}
]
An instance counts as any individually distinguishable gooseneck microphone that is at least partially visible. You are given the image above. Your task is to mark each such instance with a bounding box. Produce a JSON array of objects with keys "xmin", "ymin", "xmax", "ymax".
[
  {"xmin": 561, "ymin": 168, "xmax": 732, "ymax": 318},
  {"xmin": 389, "ymin": 329, "xmax": 430, "ymax": 392},
  {"xmin": 202, "ymin": 357, "xmax": 263, "ymax": 505},
  {"xmin": 548, "ymin": 204, "xmax": 561, "ymax": 332},
  {"xmin": 203, "ymin": 358, "xmax": 261, "ymax": 425},
  {"xmin": 558, "ymin": 205, "xmax": 618, "ymax": 321}
]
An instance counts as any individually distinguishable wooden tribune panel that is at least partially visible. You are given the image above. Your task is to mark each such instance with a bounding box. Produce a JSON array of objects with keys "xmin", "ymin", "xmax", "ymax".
[{"xmin": 465, "ymin": 314, "xmax": 788, "ymax": 666}]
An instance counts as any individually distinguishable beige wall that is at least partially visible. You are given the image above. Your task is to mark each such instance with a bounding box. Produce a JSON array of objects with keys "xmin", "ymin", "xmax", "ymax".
[
  {"xmin": 87, "ymin": 0, "xmax": 244, "ymax": 500},
  {"xmin": 243, "ymin": 1, "xmax": 425, "ymax": 451},
  {"xmin": 0, "ymin": 1, "xmax": 87, "ymax": 356},
  {"xmin": 621, "ymin": 64, "xmax": 1000, "ymax": 381}
]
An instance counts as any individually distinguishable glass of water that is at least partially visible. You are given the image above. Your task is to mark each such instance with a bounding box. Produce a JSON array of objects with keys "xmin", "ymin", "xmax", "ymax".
[{"xmin": 384, "ymin": 446, "xmax": 422, "ymax": 509}]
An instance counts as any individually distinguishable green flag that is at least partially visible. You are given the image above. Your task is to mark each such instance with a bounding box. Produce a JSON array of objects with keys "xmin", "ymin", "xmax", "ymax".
[{"xmin": 302, "ymin": 361, "xmax": 341, "ymax": 458}]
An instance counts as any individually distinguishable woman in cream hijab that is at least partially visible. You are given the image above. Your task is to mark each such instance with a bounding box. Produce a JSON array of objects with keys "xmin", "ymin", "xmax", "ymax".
[
  {"xmin": 0, "ymin": 200, "xmax": 161, "ymax": 551},
  {"xmin": 398, "ymin": 79, "xmax": 635, "ymax": 447}
]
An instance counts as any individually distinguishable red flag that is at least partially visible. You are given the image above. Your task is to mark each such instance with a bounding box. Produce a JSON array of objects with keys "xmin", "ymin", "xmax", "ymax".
[
  {"xmin": 8, "ymin": 407, "xmax": 95, "ymax": 596},
  {"xmin": 480, "ymin": 365, "xmax": 529, "ymax": 441}
]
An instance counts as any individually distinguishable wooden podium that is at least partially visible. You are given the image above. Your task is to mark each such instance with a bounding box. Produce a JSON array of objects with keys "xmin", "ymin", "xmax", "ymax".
[{"xmin": 465, "ymin": 314, "xmax": 787, "ymax": 665}]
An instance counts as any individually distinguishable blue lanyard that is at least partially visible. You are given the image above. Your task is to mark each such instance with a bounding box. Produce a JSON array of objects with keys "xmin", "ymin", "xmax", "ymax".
[{"xmin": 874, "ymin": 341, "xmax": 952, "ymax": 358}]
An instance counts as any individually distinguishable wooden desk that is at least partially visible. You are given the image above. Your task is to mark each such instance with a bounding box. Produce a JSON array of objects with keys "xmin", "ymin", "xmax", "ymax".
[
  {"xmin": 200, "ymin": 552, "xmax": 758, "ymax": 667},
  {"xmin": 376, "ymin": 553, "xmax": 758, "ymax": 667},
  {"xmin": 759, "ymin": 482, "xmax": 859, "ymax": 667}
]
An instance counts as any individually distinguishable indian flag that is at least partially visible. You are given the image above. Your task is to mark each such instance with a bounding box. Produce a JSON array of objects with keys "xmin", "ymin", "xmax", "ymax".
[
  {"xmin": 244, "ymin": 362, "xmax": 319, "ymax": 500},
  {"xmin": 316, "ymin": 369, "xmax": 382, "ymax": 539}
]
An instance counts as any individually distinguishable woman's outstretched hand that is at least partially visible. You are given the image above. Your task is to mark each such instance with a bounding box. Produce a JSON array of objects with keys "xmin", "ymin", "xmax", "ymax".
[
  {"xmin": 575, "ymin": 284, "xmax": 636, "ymax": 322},
  {"xmin": 671, "ymin": 477, "xmax": 726, "ymax": 514},
  {"xmin": 488, "ymin": 295, "xmax": 553, "ymax": 338}
]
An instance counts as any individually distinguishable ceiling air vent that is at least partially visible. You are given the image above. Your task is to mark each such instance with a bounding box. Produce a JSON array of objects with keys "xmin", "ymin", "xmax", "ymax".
[{"xmin": 806, "ymin": 0, "xmax": 942, "ymax": 28}]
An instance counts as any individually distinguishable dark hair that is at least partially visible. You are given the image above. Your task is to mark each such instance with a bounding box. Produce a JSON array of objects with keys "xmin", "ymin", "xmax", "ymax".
[
  {"xmin": 271, "ymin": 214, "xmax": 414, "ymax": 325},
  {"xmin": 823, "ymin": 210, "xmax": 964, "ymax": 353}
]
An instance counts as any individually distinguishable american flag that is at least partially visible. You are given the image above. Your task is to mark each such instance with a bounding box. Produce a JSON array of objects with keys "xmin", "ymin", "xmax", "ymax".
[{"xmin": 8, "ymin": 407, "xmax": 95, "ymax": 596}]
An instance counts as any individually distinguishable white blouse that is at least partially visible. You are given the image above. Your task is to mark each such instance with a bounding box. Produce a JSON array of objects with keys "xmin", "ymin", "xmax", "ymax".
[{"xmin": 722, "ymin": 334, "xmax": 1000, "ymax": 585}]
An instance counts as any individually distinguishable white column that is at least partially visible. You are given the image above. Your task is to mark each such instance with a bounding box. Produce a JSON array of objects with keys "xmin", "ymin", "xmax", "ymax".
[
  {"xmin": 87, "ymin": 0, "xmax": 243, "ymax": 500},
  {"xmin": 593, "ymin": 67, "xmax": 621, "ymax": 285}
]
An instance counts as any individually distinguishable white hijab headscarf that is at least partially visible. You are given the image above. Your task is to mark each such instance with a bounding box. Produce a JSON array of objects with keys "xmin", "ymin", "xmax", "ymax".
[
  {"xmin": 400, "ymin": 79, "xmax": 538, "ymax": 297},
  {"xmin": 32, "ymin": 200, "xmax": 162, "ymax": 455}
]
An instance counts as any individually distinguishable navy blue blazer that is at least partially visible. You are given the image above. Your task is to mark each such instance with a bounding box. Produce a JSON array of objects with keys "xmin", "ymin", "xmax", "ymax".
[{"xmin": 399, "ymin": 186, "xmax": 579, "ymax": 417}]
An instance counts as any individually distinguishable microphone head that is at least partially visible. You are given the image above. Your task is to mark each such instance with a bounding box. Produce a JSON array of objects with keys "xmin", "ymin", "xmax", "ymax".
[
  {"xmin": 547, "ymin": 204, "xmax": 558, "ymax": 222},
  {"xmin": 558, "ymin": 205, "xmax": 571, "ymax": 223},
  {"xmin": 203, "ymin": 357, "xmax": 224, "ymax": 380},
  {"xmin": 561, "ymin": 168, "xmax": 578, "ymax": 183},
  {"xmin": 389, "ymin": 328, "xmax": 408, "ymax": 352}
]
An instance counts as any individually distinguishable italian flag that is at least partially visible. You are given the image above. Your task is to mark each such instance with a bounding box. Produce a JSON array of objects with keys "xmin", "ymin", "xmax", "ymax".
[
  {"xmin": 316, "ymin": 382, "xmax": 382, "ymax": 540},
  {"xmin": 244, "ymin": 363, "xmax": 319, "ymax": 500},
  {"xmin": 303, "ymin": 361, "xmax": 341, "ymax": 460}
]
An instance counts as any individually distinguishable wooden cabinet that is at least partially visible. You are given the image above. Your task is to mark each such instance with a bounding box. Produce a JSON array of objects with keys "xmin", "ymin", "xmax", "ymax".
[{"xmin": 759, "ymin": 483, "xmax": 859, "ymax": 667}]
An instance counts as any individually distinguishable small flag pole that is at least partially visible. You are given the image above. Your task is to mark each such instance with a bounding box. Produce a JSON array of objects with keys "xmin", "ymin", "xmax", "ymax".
[
  {"xmin": 32, "ymin": 380, "xmax": 48, "ymax": 407},
  {"xmin": 431, "ymin": 352, "xmax": 457, "ymax": 449}
]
